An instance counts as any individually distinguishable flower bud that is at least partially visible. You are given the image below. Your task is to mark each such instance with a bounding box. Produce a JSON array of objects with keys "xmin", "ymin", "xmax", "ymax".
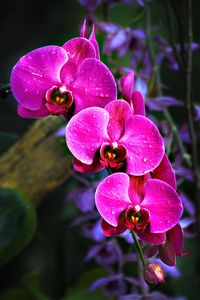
[{"xmin": 144, "ymin": 263, "xmax": 165, "ymax": 286}]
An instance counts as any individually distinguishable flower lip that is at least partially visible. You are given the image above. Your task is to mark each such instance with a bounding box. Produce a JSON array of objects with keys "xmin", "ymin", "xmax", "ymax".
[
  {"xmin": 124, "ymin": 205, "xmax": 150, "ymax": 231},
  {"xmin": 45, "ymin": 85, "xmax": 73, "ymax": 115},
  {"xmin": 100, "ymin": 142, "xmax": 127, "ymax": 171}
]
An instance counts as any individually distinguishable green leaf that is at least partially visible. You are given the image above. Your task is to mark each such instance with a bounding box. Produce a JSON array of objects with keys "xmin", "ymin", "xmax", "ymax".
[{"xmin": 0, "ymin": 188, "xmax": 37, "ymax": 265}]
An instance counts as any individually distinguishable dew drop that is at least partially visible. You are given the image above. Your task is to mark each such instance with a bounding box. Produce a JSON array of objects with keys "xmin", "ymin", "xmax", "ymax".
[{"xmin": 143, "ymin": 157, "xmax": 148, "ymax": 163}]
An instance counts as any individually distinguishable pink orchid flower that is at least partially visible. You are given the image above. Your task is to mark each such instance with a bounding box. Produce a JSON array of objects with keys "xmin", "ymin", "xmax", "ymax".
[
  {"xmin": 95, "ymin": 172, "xmax": 183, "ymax": 245},
  {"xmin": 120, "ymin": 71, "xmax": 145, "ymax": 116},
  {"xmin": 66, "ymin": 99, "xmax": 165, "ymax": 175},
  {"xmin": 10, "ymin": 24, "xmax": 116, "ymax": 118}
]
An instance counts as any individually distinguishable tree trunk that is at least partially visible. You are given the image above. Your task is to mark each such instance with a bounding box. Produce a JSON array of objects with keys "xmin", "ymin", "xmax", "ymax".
[{"xmin": 0, "ymin": 116, "xmax": 70, "ymax": 206}]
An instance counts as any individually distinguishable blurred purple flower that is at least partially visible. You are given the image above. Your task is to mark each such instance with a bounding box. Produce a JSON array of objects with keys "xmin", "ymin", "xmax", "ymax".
[
  {"xmin": 180, "ymin": 192, "xmax": 195, "ymax": 217},
  {"xmin": 65, "ymin": 187, "xmax": 95, "ymax": 212},
  {"xmin": 147, "ymin": 96, "xmax": 182, "ymax": 111},
  {"xmin": 79, "ymin": 0, "xmax": 102, "ymax": 11},
  {"xmin": 85, "ymin": 240, "xmax": 123, "ymax": 266},
  {"xmin": 83, "ymin": 219, "xmax": 105, "ymax": 242},
  {"xmin": 89, "ymin": 274, "xmax": 127, "ymax": 297},
  {"xmin": 195, "ymin": 105, "xmax": 200, "ymax": 121}
]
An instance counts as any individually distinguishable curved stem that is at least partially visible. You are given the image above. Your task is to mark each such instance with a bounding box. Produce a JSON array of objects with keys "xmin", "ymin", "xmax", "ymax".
[{"xmin": 131, "ymin": 231, "xmax": 147, "ymax": 269}]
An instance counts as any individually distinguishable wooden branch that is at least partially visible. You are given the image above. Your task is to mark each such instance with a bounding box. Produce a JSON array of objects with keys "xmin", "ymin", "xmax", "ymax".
[{"xmin": 0, "ymin": 116, "xmax": 70, "ymax": 207}]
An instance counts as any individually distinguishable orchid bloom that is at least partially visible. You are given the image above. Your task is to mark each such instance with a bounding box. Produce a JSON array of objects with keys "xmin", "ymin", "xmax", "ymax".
[
  {"xmin": 95, "ymin": 172, "xmax": 183, "ymax": 245},
  {"xmin": 66, "ymin": 99, "xmax": 164, "ymax": 175},
  {"xmin": 10, "ymin": 24, "xmax": 116, "ymax": 118}
]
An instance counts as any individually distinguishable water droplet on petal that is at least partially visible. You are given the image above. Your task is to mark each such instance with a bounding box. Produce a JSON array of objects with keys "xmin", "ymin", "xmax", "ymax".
[{"xmin": 143, "ymin": 157, "xmax": 148, "ymax": 163}]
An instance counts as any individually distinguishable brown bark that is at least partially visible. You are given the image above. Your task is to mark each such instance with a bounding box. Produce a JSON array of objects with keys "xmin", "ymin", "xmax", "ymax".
[{"xmin": 0, "ymin": 116, "xmax": 70, "ymax": 207}]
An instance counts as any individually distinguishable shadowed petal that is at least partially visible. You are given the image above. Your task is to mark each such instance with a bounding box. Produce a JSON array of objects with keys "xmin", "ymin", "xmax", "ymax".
[
  {"xmin": 95, "ymin": 173, "xmax": 131, "ymax": 227},
  {"xmin": 66, "ymin": 107, "xmax": 110, "ymax": 164},
  {"xmin": 159, "ymin": 235, "xmax": 176, "ymax": 266},
  {"xmin": 105, "ymin": 100, "xmax": 133, "ymax": 141},
  {"xmin": 137, "ymin": 226, "xmax": 166, "ymax": 245},
  {"xmin": 17, "ymin": 103, "xmax": 49, "ymax": 118},
  {"xmin": 73, "ymin": 156, "xmax": 103, "ymax": 173},
  {"xmin": 71, "ymin": 58, "xmax": 117, "ymax": 113},
  {"xmin": 120, "ymin": 71, "xmax": 134, "ymax": 101},
  {"xmin": 168, "ymin": 223, "xmax": 183, "ymax": 255},
  {"xmin": 120, "ymin": 115, "xmax": 164, "ymax": 175},
  {"xmin": 61, "ymin": 38, "xmax": 96, "ymax": 85},
  {"xmin": 152, "ymin": 154, "xmax": 176, "ymax": 190},
  {"xmin": 101, "ymin": 219, "xmax": 126, "ymax": 236},
  {"xmin": 128, "ymin": 175, "xmax": 150, "ymax": 205},
  {"xmin": 11, "ymin": 46, "xmax": 68, "ymax": 110},
  {"xmin": 142, "ymin": 179, "xmax": 183, "ymax": 233},
  {"xmin": 131, "ymin": 91, "xmax": 145, "ymax": 115}
]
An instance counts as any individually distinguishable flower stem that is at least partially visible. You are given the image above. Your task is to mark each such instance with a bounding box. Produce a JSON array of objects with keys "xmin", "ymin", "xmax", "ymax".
[{"xmin": 131, "ymin": 231, "xmax": 147, "ymax": 269}]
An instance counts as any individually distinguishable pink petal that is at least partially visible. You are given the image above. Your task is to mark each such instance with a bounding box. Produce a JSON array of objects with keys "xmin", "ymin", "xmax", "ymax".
[
  {"xmin": 73, "ymin": 157, "xmax": 103, "ymax": 173},
  {"xmin": 105, "ymin": 100, "xmax": 133, "ymax": 141},
  {"xmin": 168, "ymin": 223, "xmax": 184, "ymax": 255},
  {"xmin": 89, "ymin": 25, "xmax": 100, "ymax": 59},
  {"xmin": 120, "ymin": 71, "xmax": 134, "ymax": 101},
  {"xmin": 131, "ymin": 91, "xmax": 145, "ymax": 116},
  {"xmin": 11, "ymin": 46, "xmax": 68, "ymax": 110},
  {"xmin": 71, "ymin": 58, "xmax": 117, "ymax": 113},
  {"xmin": 120, "ymin": 115, "xmax": 164, "ymax": 175},
  {"xmin": 142, "ymin": 179, "xmax": 183, "ymax": 233},
  {"xmin": 66, "ymin": 107, "xmax": 110, "ymax": 164},
  {"xmin": 80, "ymin": 19, "xmax": 87, "ymax": 37},
  {"xmin": 137, "ymin": 226, "xmax": 166, "ymax": 245},
  {"xmin": 128, "ymin": 175, "xmax": 150, "ymax": 205},
  {"xmin": 17, "ymin": 103, "xmax": 49, "ymax": 118},
  {"xmin": 101, "ymin": 219, "xmax": 126, "ymax": 237},
  {"xmin": 95, "ymin": 173, "xmax": 131, "ymax": 227},
  {"xmin": 152, "ymin": 154, "xmax": 176, "ymax": 190},
  {"xmin": 61, "ymin": 38, "xmax": 96, "ymax": 85}
]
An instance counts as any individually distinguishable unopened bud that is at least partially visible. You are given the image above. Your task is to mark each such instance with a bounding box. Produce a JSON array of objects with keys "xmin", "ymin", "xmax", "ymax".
[{"xmin": 144, "ymin": 263, "xmax": 165, "ymax": 286}]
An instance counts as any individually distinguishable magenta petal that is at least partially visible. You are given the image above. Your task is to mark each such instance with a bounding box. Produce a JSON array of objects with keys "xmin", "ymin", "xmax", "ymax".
[
  {"xmin": 66, "ymin": 107, "xmax": 110, "ymax": 164},
  {"xmin": 73, "ymin": 157, "xmax": 103, "ymax": 173},
  {"xmin": 168, "ymin": 223, "xmax": 183, "ymax": 255},
  {"xmin": 17, "ymin": 104, "xmax": 49, "ymax": 118},
  {"xmin": 152, "ymin": 154, "xmax": 176, "ymax": 190},
  {"xmin": 120, "ymin": 71, "xmax": 134, "ymax": 101},
  {"xmin": 105, "ymin": 100, "xmax": 133, "ymax": 141},
  {"xmin": 95, "ymin": 173, "xmax": 131, "ymax": 227},
  {"xmin": 71, "ymin": 58, "xmax": 117, "ymax": 113},
  {"xmin": 131, "ymin": 91, "xmax": 145, "ymax": 116},
  {"xmin": 120, "ymin": 115, "xmax": 164, "ymax": 175},
  {"xmin": 80, "ymin": 19, "xmax": 87, "ymax": 37},
  {"xmin": 101, "ymin": 219, "xmax": 126, "ymax": 237},
  {"xmin": 142, "ymin": 179, "xmax": 183, "ymax": 233},
  {"xmin": 128, "ymin": 175, "xmax": 150, "ymax": 205},
  {"xmin": 11, "ymin": 46, "xmax": 68, "ymax": 110},
  {"xmin": 137, "ymin": 227, "xmax": 166, "ymax": 245},
  {"xmin": 61, "ymin": 38, "xmax": 96, "ymax": 85},
  {"xmin": 89, "ymin": 25, "xmax": 100, "ymax": 59}
]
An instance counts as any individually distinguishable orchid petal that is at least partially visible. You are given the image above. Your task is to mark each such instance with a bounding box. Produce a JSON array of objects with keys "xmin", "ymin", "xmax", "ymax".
[
  {"xmin": 159, "ymin": 235, "xmax": 176, "ymax": 266},
  {"xmin": 142, "ymin": 179, "xmax": 183, "ymax": 233},
  {"xmin": 73, "ymin": 157, "xmax": 103, "ymax": 173},
  {"xmin": 71, "ymin": 58, "xmax": 117, "ymax": 113},
  {"xmin": 168, "ymin": 223, "xmax": 184, "ymax": 255},
  {"xmin": 105, "ymin": 100, "xmax": 133, "ymax": 141},
  {"xmin": 128, "ymin": 175, "xmax": 150, "ymax": 205},
  {"xmin": 101, "ymin": 219, "xmax": 126, "ymax": 236},
  {"xmin": 120, "ymin": 115, "xmax": 164, "ymax": 175},
  {"xmin": 137, "ymin": 226, "xmax": 166, "ymax": 245},
  {"xmin": 61, "ymin": 37, "xmax": 96, "ymax": 85},
  {"xmin": 131, "ymin": 91, "xmax": 145, "ymax": 115},
  {"xmin": 152, "ymin": 154, "xmax": 176, "ymax": 190},
  {"xmin": 120, "ymin": 71, "xmax": 134, "ymax": 101},
  {"xmin": 95, "ymin": 173, "xmax": 131, "ymax": 227},
  {"xmin": 11, "ymin": 46, "xmax": 68, "ymax": 110},
  {"xmin": 17, "ymin": 103, "xmax": 49, "ymax": 118},
  {"xmin": 89, "ymin": 25, "xmax": 100, "ymax": 59},
  {"xmin": 66, "ymin": 107, "xmax": 109, "ymax": 164}
]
